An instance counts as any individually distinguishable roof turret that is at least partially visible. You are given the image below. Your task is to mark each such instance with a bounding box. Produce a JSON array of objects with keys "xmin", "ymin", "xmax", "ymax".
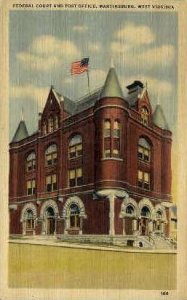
[
  {"xmin": 100, "ymin": 67, "xmax": 124, "ymax": 99},
  {"xmin": 153, "ymin": 104, "xmax": 169, "ymax": 130},
  {"xmin": 12, "ymin": 120, "xmax": 29, "ymax": 142}
]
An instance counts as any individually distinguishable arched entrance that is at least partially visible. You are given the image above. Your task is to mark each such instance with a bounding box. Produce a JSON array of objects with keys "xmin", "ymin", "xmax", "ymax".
[
  {"xmin": 21, "ymin": 203, "xmax": 37, "ymax": 235},
  {"xmin": 69, "ymin": 204, "xmax": 80, "ymax": 229},
  {"xmin": 62, "ymin": 196, "xmax": 87, "ymax": 235},
  {"xmin": 40, "ymin": 200, "xmax": 59, "ymax": 235},
  {"xmin": 46, "ymin": 207, "xmax": 55, "ymax": 235},
  {"xmin": 125, "ymin": 205, "xmax": 134, "ymax": 235},
  {"xmin": 155, "ymin": 210, "xmax": 162, "ymax": 231},
  {"xmin": 25, "ymin": 210, "xmax": 35, "ymax": 234},
  {"xmin": 140, "ymin": 206, "xmax": 150, "ymax": 236}
]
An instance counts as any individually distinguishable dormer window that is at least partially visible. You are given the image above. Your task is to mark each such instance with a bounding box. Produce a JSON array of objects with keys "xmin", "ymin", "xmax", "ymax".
[
  {"xmin": 140, "ymin": 107, "xmax": 149, "ymax": 126},
  {"xmin": 42, "ymin": 122, "xmax": 47, "ymax": 135},
  {"xmin": 54, "ymin": 116, "xmax": 59, "ymax": 130},
  {"xmin": 48, "ymin": 116, "xmax": 54, "ymax": 133}
]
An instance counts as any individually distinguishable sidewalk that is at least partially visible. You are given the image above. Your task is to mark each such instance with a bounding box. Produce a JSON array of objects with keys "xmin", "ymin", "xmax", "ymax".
[{"xmin": 9, "ymin": 237, "xmax": 177, "ymax": 254}]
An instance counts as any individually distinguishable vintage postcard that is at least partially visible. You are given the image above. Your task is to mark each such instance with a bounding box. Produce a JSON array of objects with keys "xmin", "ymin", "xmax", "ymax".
[{"xmin": 0, "ymin": 0, "xmax": 187, "ymax": 299}]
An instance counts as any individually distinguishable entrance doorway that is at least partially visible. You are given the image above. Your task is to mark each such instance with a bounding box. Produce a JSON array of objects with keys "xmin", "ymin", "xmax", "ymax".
[
  {"xmin": 46, "ymin": 207, "xmax": 55, "ymax": 235},
  {"xmin": 140, "ymin": 206, "xmax": 151, "ymax": 236},
  {"xmin": 125, "ymin": 217, "xmax": 133, "ymax": 235},
  {"xmin": 141, "ymin": 218, "xmax": 149, "ymax": 236}
]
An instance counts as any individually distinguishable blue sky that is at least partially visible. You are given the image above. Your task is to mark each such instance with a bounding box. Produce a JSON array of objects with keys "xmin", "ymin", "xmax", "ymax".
[{"xmin": 9, "ymin": 11, "xmax": 177, "ymax": 139}]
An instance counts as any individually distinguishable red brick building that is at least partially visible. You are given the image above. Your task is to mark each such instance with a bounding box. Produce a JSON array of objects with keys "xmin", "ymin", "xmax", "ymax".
[{"xmin": 9, "ymin": 67, "xmax": 172, "ymax": 241}]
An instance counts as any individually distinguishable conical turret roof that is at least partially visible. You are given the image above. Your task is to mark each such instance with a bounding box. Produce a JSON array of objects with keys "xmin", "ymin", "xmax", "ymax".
[
  {"xmin": 12, "ymin": 120, "xmax": 29, "ymax": 142},
  {"xmin": 100, "ymin": 67, "xmax": 124, "ymax": 99},
  {"xmin": 153, "ymin": 104, "xmax": 169, "ymax": 130}
]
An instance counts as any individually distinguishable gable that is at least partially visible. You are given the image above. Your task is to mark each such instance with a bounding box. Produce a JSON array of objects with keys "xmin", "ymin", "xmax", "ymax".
[
  {"xmin": 42, "ymin": 88, "xmax": 61, "ymax": 119},
  {"xmin": 137, "ymin": 89, "xmax": 152, "ymax": 115}
]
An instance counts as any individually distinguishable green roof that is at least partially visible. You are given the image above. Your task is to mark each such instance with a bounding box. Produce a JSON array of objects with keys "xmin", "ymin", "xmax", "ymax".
[
  {"xmin": 12, "ymin": 120, "xmax": 29, "ymax": 142},
  {"xmin": 100, "ymin": 67, "xmax": 124, "ymax": 99},
  {"xmin": 153, "ymin": 104, "xmax": 169, "ymax": 130}
]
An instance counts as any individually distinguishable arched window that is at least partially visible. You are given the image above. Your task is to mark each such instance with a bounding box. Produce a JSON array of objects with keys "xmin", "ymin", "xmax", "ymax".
[
  {"xmin": 126, "ymin": 205, "xmax": 134, "ymax": 215},
  {"xmin": 69, "ymin": 135, "xmax": 82, "ymax": 159},
  {"xmin": 45, "ymin": 144, "xmax": 57, "ymax": 166},
  {"xmin": 138, "ymin": 138, "xmax": 151, "ymax": 162},
  {"xmin": 26, "ymin": 152, "xmax": 36, "ymax": 171},
  {"xmin": 48, "ymin": 116, "xmax": 54, "ymax": 133},
  {"xmin": 69, "ymin": 203, "xmax": 80, "ymax": 228},
  {"xmin": 141, "ymin": 206, "xmax": 150, "ymax": 218},
  {"xmin": 113, "ymin": 120, "xmax": 121, "ymax": 158},
  {"xmin": 25, "ymin": 209, "xmax": 34, "ymax": 230},
  {"xmin": 140, "ymin": 107, "xmax": 149, "ymax": 125}
]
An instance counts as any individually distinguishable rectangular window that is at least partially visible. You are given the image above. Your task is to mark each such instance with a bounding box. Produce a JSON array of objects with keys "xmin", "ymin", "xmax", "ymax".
[
  {"xmin": 104, "ymin": 120, "xmax": 111, "ymax": 138},
  {"xmin": 77, "ymin": 168, "xmax": 83, "ymax": 186},
  {"xmin": 27, "ymin": 180, "xmax": 36, "ymax": 195},
  {"xmin": 69, "ymin": 168, "xmax": 83, "ymax": 187},
  {"xmin": 46, "ymin": 174, "xmax": 57, "ymax": 192},
  {"xmin": 138, "ymin": 170, "xmax": 150, "ymax": 190}
]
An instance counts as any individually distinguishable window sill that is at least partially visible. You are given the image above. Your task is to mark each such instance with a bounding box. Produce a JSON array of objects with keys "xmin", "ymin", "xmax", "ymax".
[
  {"xmin": 101, "ymin": 157, "xmax": 123, "ymax": 162},
  {"xmin": 69, "ymin": 156, "xmax": 82, "ymax": 160}
]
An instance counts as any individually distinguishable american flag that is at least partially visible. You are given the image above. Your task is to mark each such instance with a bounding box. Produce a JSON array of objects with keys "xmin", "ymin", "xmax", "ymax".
[{"xmin": 71, "ymin": 57, "xmax": 89, "ymax": 75}]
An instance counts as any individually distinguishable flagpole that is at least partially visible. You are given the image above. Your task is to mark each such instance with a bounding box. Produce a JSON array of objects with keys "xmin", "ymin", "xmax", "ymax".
[{"xmin": 86, "ymin": 70, "xmax": 91, "ymax": 94}]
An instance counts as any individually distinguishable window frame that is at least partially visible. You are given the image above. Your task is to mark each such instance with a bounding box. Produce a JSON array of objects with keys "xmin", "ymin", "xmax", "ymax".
[
  {"xmin": 27, "ymin": 179, "xmax": 36, "ymax": 195},
  {"xmin": 140, "ymin": 106, "xmax": 149, "ymax": 126},
  {"xmin": 68, "ymin": 167, "xmax": 83, "ymax": 187},
  {"xmin": 69, "ymin": 204, "xmax": 80, "ymax": 228},
  {"xmin": 26, "ymin": 152, "xmax": 36, "ymax": 172},
  {"xmin": 138, "ymin": 138, "xmax": 151, "ymax": 163},
  {"xmin": 46, "ymin": 174, "xmax": 57, "ymax": 192},
  {"xmin": 138, "ymin": 170, "xmax": 150, "ymax": 190},
  {"xmin": 25, "ymin": 209, "xmax": 35, "ymax": 230},
  {"xmin": 45, "ymin": 144, "xmax": 58, "ymax": 166},
  {"xmin": 69, "ymin": 135, "xmax": 83, "ymax": 159}
]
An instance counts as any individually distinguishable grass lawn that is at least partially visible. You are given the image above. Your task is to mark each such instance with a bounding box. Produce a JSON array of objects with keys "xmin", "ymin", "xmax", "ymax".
[{"xmin": 9, "ymin": 243, "xmax": 176, "ymax": 289}]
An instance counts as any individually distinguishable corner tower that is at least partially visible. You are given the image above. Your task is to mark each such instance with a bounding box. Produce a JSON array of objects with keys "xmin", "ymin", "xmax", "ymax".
[{"xmin": 94, "ymin": 67, "xmax": 128, "ymax": 191}]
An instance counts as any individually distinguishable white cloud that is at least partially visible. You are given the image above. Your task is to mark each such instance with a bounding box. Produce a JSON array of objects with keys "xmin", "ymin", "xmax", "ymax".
[
  {"xmin": 72, "ymin": 25, "xmax": 88, "ymax": 32},
  {"xmin": 112, "ymin": 44, "xmax": 175, "ymax": 71},
  {"xmin": 17, "ymin": 35, "xmax": 81, "ymax": 71},
  {"xmin": 17, "ymin": 52, "xmax": 60, "ymax": 72},
  {"xmin": 88, "ymin": 42, "xmax": 102, "ymax": 53},
  {"xmin": 115, "ymin": 22, "xmax": 155, "ymax": 46},
  {"xmin": 111, "ymin": 42, "xmax": 130, "ymax": 54},
  {"xmin": 10, "ymin": 84, "xmax": 49, "ymax": 111},
  {"xmin": 30, "ymin": 35, "xmax": 80, "ymax": 57}
]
